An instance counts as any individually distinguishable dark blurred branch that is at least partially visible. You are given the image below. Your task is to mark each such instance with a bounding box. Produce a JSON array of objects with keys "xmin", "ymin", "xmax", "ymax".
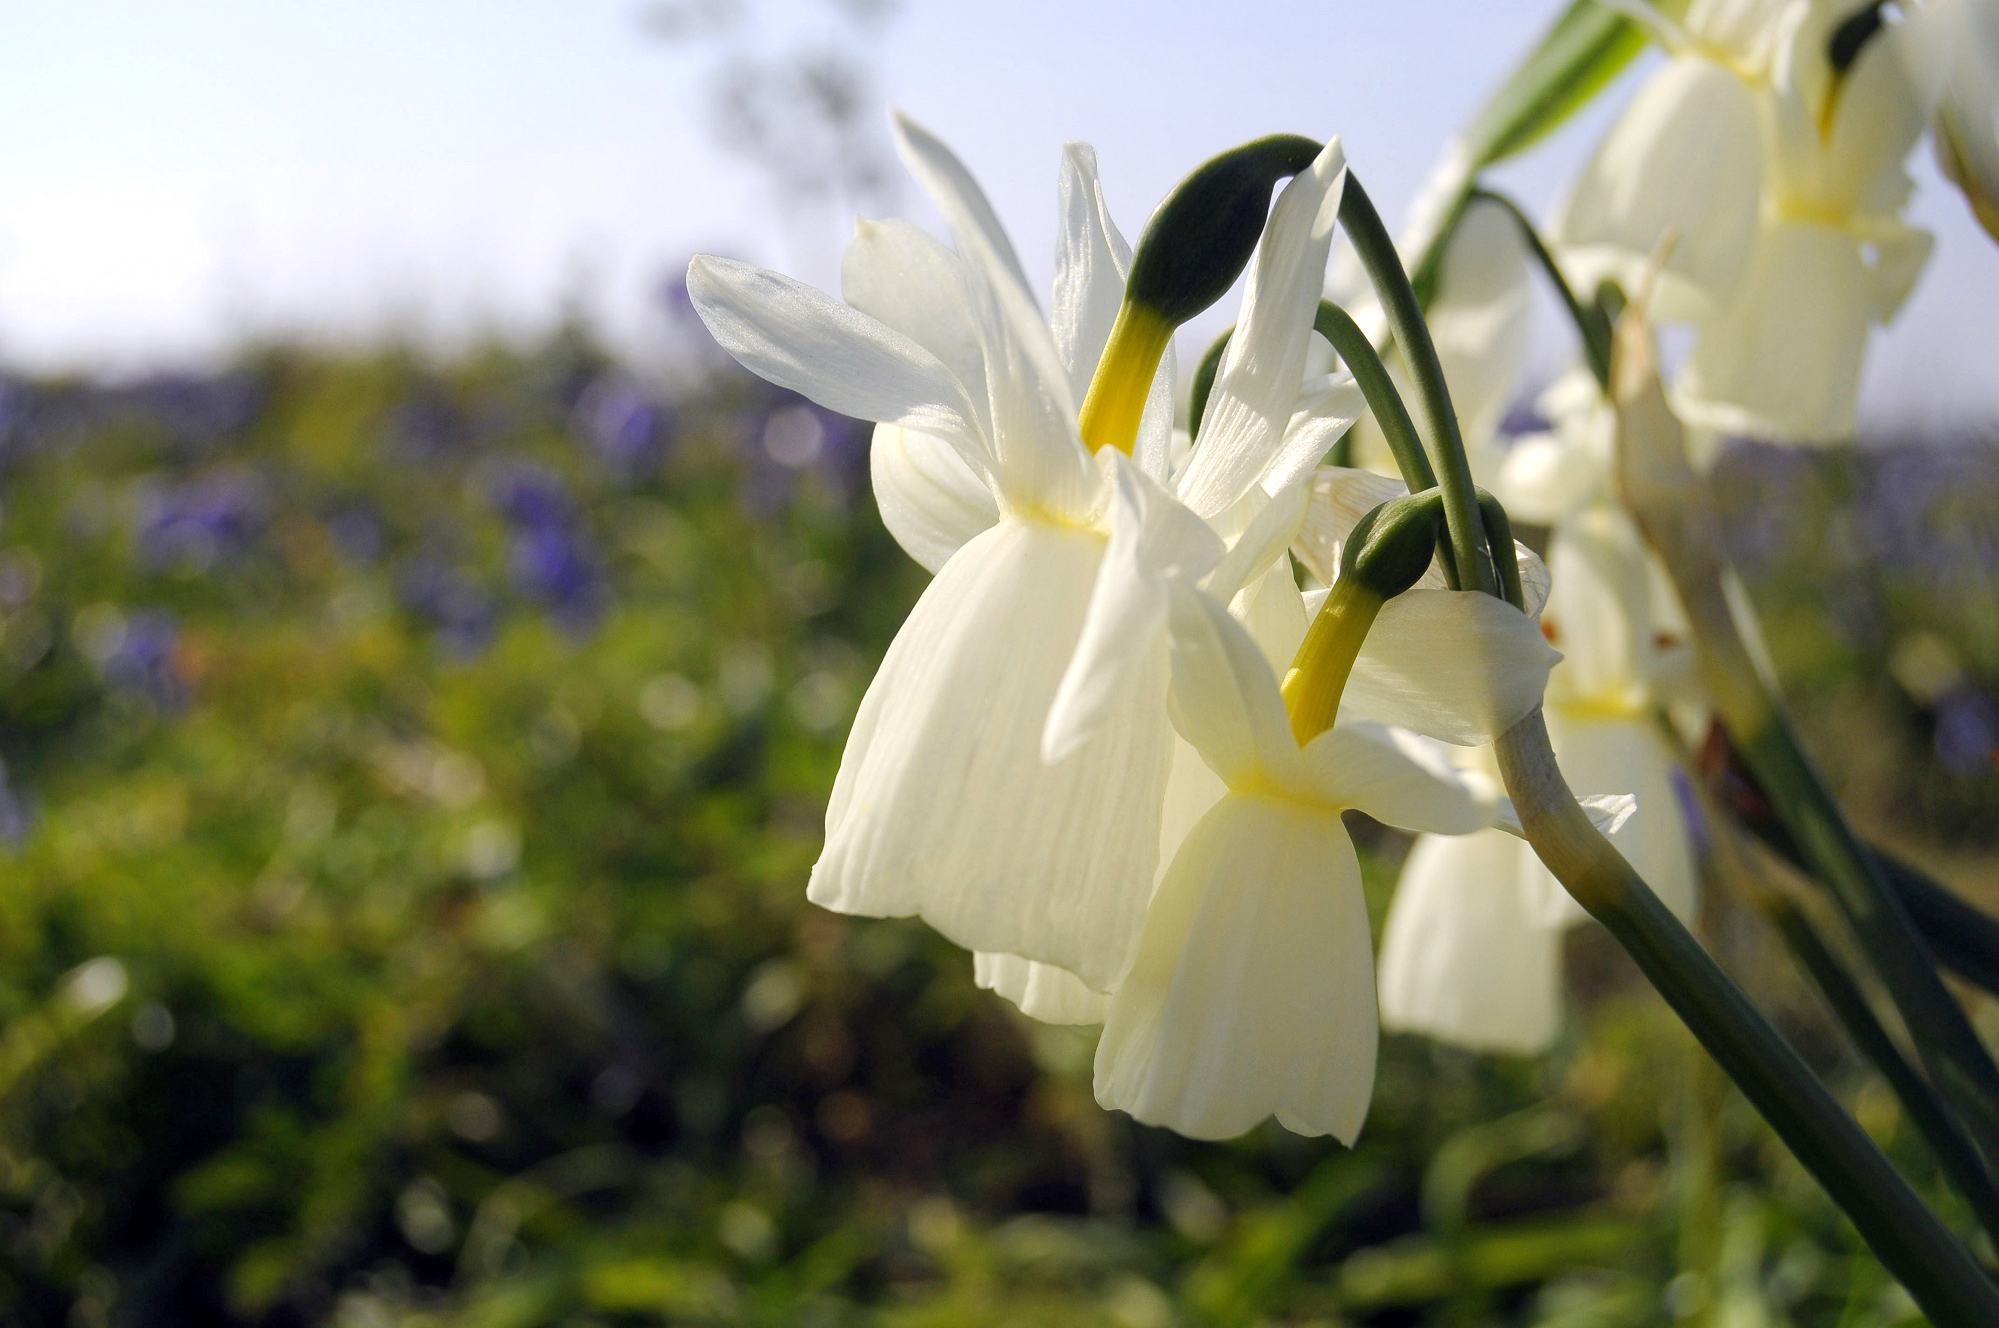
[{"xmin": 1700, "ymin": 722, "xmax": 1999, "ymax": 998}]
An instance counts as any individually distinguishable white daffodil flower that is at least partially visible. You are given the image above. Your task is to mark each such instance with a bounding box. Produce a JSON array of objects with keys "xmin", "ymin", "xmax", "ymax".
[
  {"xmin": 1552, "ymin": 0, "xmax": 1796, "ymax": 322},
  {"xmin": 1378, "ymin": 505, "xmax": 1702, "ymax": 1055},
  {"xmin": 1093, "ymin": 580, "xmax": 1508, "ymax": 1143},
  {"xmin": 1675, "ymin": 0, "xmax": 1948, "ymax": 441},
  {"xmin": 973, "ymin": 509, "xmax": 1317, "ymax": 1029},
  {"xmin": 1556, "ymin": 0, "xmax": 1945, "ymax": 442},
  {"xmin": 1491, "ymin": 368, "xmax": 1616, "ymax": 524},
  {"xmin": 1291, "ymin": 467, "xmax": 1561, "ymax": 745},
  {"xmin": 1930, "ymin": 0, "xmax": 1999, "ymax": 241},
  {"xmin": 691, "ymin": 116, "xmax": 1353, "ymax": 994}
]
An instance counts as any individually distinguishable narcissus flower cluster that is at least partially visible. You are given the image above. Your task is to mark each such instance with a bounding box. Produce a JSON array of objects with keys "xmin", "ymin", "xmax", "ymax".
[{"xmin": 691, "ymin": 118, "xmax": 1580, "ymax": 1142}]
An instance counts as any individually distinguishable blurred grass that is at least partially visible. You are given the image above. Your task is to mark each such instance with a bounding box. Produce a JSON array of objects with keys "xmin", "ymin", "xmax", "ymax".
[{"xmin": 0, "ymin": 328, "xmax": 1991, "ymax": 1325}]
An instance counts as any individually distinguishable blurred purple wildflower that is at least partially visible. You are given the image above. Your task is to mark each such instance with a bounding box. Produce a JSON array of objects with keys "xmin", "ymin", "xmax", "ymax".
[
  {"xmin": 1935, "ymin": 683, "xmax": 1999, "ymax": 775},
  {"xmin": 658, "ymin": 268, "xmax": 699, "ymax": 322},
  {"xmin": 575, "ymin": 377, "xmax": 672, "ymax": 476},
  {"xmin": 399, "ymin": 558, "xmax": 500, "ymax": 659},
  {"xmin": 0, "ymin": 378, "xmax": 30, "ymax": 465},
  {"xmin": 492, "ymin": 465, "xmax": 608, "ymax": 635},
  {"xmin": 326, "ymin": 504, "xmax": 385, "ymax": 564},
  {"xmin": 124, "ymin": 372, "xmax": 263, "ymax": 453},
  {"xmin": 1497, "ymin": 398, "xmax": 1550, "ymax": 438},
  {"xmin": 0, "ymin": 757, "xmax": 29, "ymax": 848},
  {"xmin": 135, "ymin": 471, "xmax": 267, "ymax": 571},
  {"xmin": 385, "ymin": 390, "xmax": 474, "ymax": 463},
  {"xmin": 102, "ymin": 609, "xmax": 188, "ymax": 711}
]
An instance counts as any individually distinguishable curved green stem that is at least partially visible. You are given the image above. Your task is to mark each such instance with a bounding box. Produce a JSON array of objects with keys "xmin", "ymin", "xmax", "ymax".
[
  {"xmin": 1495, "ymin": 708, "xmax": 1999, "ymax": 1325},
  {"xmin": 1311, "ymin": 301, "xmax": 1436, "ymax": 493},
  {"xmin": 1187, "ymin": 327, "xmax": 1231, "ymax": 443},
  {"xmin": 1475, "ymin": 489, "xmax": 1525, "ymax": 613},
  {"xmin": 1612, "ymin": 307, "xmax": 1999, "ymax": 1180},
  {"xmin": 1337, "ymin": 174, "xmax": 1494, "ymax": 596},
  {"xmin": 1892, "ymin": 856, "xmax": 1999, "ymax": 998}
]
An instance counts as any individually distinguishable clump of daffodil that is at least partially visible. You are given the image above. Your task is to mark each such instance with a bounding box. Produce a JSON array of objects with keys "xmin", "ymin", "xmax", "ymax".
[
  {"xmin": 691, "ymin": 118, "xmax": 1353, "ymax": 994},
  {"xmin": 1554, "ymin": 0, "xmax": 1956, "ymax": 443}
]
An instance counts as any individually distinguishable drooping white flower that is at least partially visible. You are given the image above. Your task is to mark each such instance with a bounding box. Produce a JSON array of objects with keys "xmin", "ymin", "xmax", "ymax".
[
  {"xmin": 692, "ymin": 117, "xmax": 1353, "ymax": 993},
  {"xmin": 1093, "ymin": 580, "xmax": 1509, "ymax": 1142},
  {"xmin": 1291, "ymin": 466, "xmax": 1562, "ymax": 745},
  {"xmin": 1377, "ymin": 504, "xmax": 1702, "ymax": 1054},
  {"xmin": 1929, "ymin": 0, "xmax": 1999, "ymax": 241},
  {"xmin": 1378, "ymin": 803, "xmax": 1566, "ymax": 1054},
  {"xmin": 1556, "ymin": 0, "xmax": 1945, "ymax": 443},
  {"xmin": 1552, "ymin": 0, "xmax": 1796, "ymax": 322},
  {"xmin": 972, "ymin": 505, "xmax": 1317, "ymax": 1028}
]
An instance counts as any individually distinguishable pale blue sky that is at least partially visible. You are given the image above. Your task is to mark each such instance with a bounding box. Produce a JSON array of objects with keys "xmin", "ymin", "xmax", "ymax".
[{"xmin": 0, "ymin": 0, "xmax": 1993, "ymax": 425}]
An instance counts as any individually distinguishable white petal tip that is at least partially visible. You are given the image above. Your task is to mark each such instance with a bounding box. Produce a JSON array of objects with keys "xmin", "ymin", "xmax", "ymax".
[{"xmin": 1579, "ymin": 793, "xmax": 1639, "ymax": 837}]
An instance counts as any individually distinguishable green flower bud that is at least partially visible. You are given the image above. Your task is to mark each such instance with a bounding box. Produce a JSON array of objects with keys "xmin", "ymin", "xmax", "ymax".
[
  {"xmin": 1126, "ymin": 134, "xmax": 1324, "ymax": 325},
  {"xmin": 1338, "ymin": 490, "xmax": 1446, "ymax": 600}
]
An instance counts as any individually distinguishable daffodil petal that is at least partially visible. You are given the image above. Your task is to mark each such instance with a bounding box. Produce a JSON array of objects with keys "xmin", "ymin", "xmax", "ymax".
[
  {"xmin": 1427, "ymin": 197, "xmax": 1532, "ymax": 449},
  {"xmin": 870, "ymin": 423, "xmax": 1001, "ymax": 574},
  {"xmin": 1205, "ymin": 478, "xmax": 1310, "ymax": 602},
  {"xmin": 894, "ymin": 113, "xmax": 1096, "ymax": 516},
  {"xmin": 1053, "ymin": 141, "xmax": 1180, "ymax": 484},
  {"xmin": 1488, "ymin": 793, "xmax": 1637, "ymax": 840},
  {"xmin": 1095, "ymin": 793, "xmax": 1377, "ymax": 1143},
  {"xmin": 974, "ymin": 952, "xmax": 1108, "ymax": 1025},
  {"xmin": 1232, "ymin": 555, "xmax": 1311, "ymax": 669},
  {"xmin": 1163, "ymin": 580, "xmax": 1302, "ymax": 791},
  {"xmin": 1544, "ymin": 506, "xmax": 1653, "ymax": 706},
  {"xmin": 1299, "ymin": 721, "xmax": 1487, "ymax": 834},
  {"xmin": 1344, "ymin": 590, "xmax": 1561, "ymax": 746},
  {"xmin": 891, "ymin": 110, "xmax": 1032, "ymax": 297},
  {"xmin": 1554, "ymin": 54, "xmax": 1764, "ymax": 321},
  {"xmin": 1044, "ymin": 452, "xmax": 1224, "ymax": 763},
  {"xmin": 841, "ymin": 218, "xmax": 993, "ymax": 438},
  {"xmin": 1378, "ymin": 829, "xmax": 1564, "ymax": 1054},
  {"xmin": 689, "ymin": 255, "xmax": 990, "ymax": 465},
  {"xmin": 810, "ymin": 517, "xmax": 1171, "ymax": 991},
  {"xmin": 1676, "ymin": 218, "xmax": 1916, "ymax": 443},
  {"xmin": 1053, "ymin": 141, "xmax": 1132, "ymax": 405},
  {"xmin": 1261, "ymin": 374, "xmax": 1368, "ymax": 499},
  {"xmin": 1493, "ymin": 432, "xmax": 1595, "ymax": 526},
  {"xmin": 1534, "ymin": 711, "xmax": 1698, "ymax": 926}
]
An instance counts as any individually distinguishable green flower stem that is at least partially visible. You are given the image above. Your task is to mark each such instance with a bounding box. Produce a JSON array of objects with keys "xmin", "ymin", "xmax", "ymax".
[
  {"xmin": 1892, "ymin": 855, "xmax": 1999, "ymax": 998},
  {"xmin": 1310, "ymin": 301, "xmax": 1436, "ymax": 492},
  {"xmin": 1737, "ymin": 720, "xmax": 1999, "ymax": 1162},
  {"xmin": 1338, "ymin": 175, "xmax": 1494, "ymax": 596},
  {"xmin": 1465, "ymin": 186, "xmax": 1612, "ymax": 390},
  {"xmin": 1710, "ymin": 743, "xmax": 1999, "ymax": 998},
  {"xmin": 1186, "ymin": 328, "xmax": 1232, "ymax": 443},
  {"xmin": 1611, "ymin": 310, "xmax": 1999, "ymax": 1178},
  {"xmin": 1680, "ymin": 745, "xmax": 1999, "ymax": 1243},
  {"xmin": 1770, "ymin": 893, "xmax": 1999, "ymax": 1242},
  {"xmin": 1494, "ymin": 707, "xmax": 1999, "ymax": 1325},
  {"xmin": 1474, "ymin": 489, "xmax": 1525, "ymax": 613},
  {"xmin": 1187, "ymin": 301, "xmax": 1438, "ymax": 500}
]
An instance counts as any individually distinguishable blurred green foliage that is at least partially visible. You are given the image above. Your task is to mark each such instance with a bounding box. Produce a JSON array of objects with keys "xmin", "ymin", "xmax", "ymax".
[{"xmin": 0, "ymin": 334, "xmax": 1991, "ymax": 1326}]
